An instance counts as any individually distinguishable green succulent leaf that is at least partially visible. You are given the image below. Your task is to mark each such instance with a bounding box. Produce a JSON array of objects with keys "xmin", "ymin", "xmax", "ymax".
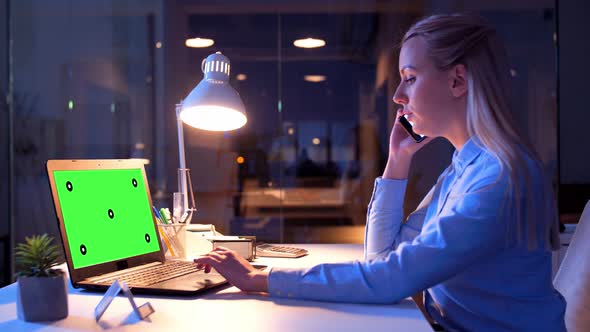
[{"xmin": 14, "ymin": 234, "xmax": 64, "ymax": 278}]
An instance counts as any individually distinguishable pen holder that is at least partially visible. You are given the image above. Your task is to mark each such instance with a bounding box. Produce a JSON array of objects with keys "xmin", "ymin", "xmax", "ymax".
[{"xmin": 157, "ymin": 224, "xmax": 187, "ymax": 259}]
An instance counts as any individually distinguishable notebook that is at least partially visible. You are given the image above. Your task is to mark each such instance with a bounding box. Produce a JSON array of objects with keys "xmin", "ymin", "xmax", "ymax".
[{"xmin": 46, "ymin": 159, "xmax": 227, "ymax": 295}]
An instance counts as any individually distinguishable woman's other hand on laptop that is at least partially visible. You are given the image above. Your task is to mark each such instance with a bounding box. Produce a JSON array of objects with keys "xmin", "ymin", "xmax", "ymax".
[{"xmin": 194, "ymin": 247, "xmax": 269, "ymax": 293}]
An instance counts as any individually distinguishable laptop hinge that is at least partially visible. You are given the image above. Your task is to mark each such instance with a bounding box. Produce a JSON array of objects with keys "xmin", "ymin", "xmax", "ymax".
[{"xmin": 116, "ymin": 260, "xmax": 128, "ymax": 271}]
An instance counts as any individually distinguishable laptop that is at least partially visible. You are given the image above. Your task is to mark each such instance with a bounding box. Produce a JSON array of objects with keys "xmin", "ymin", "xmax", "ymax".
[{"xmin": 46, "ymin": 159, "xmax": 227, "ymax": 295}]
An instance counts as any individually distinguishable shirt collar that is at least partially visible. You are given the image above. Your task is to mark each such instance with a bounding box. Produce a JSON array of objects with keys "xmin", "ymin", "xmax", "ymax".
[{"xmin": 452, "ymin": 136, "xmax": 483, "ymax": 175}]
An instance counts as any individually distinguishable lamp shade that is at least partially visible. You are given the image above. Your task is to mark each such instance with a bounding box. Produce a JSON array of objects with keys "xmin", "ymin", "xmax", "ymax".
[{"xmin": 179, "ymin": 52, "xmax": 247, "ymax": 131}]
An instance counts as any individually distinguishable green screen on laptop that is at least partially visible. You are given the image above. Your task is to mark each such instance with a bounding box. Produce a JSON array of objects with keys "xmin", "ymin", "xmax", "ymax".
[{"xmin": 53, "ymin": 169, "xmax": 160, "ymax": 269}]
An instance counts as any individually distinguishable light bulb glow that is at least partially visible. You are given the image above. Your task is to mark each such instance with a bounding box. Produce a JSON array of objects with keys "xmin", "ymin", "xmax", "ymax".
[
  {"xmin": 312, "ymin": 138, "xmax": 320, "ymax": 145},
  {"xmin": 304, "ymin": 75, "xmax": 326, "ymax": 83},
  {"xmin": 293, "ymin": 38, "xmax": 326, "ymax": 48},
  {"xmin": 180, "ymin": 105, "xmax": 247, "ymax": 131},
  {"xmin": 185, "ymin": 38, "xmax": 215, "ymax": 48}
]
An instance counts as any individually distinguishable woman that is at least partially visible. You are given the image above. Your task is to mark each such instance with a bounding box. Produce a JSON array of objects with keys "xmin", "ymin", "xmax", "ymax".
[{"xmin": 194, "ymin": 14, "xmax": 566, "ymax": 331}]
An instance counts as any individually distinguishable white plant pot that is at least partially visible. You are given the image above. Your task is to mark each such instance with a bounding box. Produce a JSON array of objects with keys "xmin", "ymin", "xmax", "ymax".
[{"xmin": 17, "ymin": 274, "xmax": 68, "ymax": 322}]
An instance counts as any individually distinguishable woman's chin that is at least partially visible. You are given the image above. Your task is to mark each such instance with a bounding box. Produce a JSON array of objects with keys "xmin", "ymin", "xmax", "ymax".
[
  {"xmin": 416, "ymin": 130, "xmax": 431, "ymax": 139},
  {"xmin": 413, "ymin": 127, "xmax": 425, "ymax": 136}
]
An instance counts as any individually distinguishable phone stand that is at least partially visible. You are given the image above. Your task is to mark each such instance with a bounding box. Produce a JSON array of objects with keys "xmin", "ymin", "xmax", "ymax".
[{"xmin": 94, "ymin": 279, "xmax": 155, "ymax": 322}]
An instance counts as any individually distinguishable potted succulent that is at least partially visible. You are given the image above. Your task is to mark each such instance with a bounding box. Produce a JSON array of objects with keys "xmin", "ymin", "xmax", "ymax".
[{"xmin": 15, "ymin": 234, "xmax": 68, "ymax": 322}]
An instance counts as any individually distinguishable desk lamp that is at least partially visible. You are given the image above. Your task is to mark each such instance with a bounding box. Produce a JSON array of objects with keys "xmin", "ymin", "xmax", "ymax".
[{"xmin": 175, "ymin": 52, "xmax": 247, "ymax": 223}]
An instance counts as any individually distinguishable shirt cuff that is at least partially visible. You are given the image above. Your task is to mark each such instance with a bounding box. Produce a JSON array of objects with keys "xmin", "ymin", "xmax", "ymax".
[
  {"xmin": 371, "ymin": 177, "xmax": 408, "ymax": 211},
  {"xmin": 268, "ymin": 267, "xmax": 303, "ymax": 299}
]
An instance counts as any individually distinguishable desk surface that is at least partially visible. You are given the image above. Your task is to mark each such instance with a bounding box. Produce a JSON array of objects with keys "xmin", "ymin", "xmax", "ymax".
[{"xmin": 0, "ymin": 244, "xmax": 432, "ymax": 332}]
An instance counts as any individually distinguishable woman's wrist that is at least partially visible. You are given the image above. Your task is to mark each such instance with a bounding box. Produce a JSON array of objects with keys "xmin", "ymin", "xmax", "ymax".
[
  {"xmin": 383, "ymin": 155, "xmax": 411, "ymax": 180},
  {"xmin": 248, "ymin": 270, "xmax": 269, "ymax": 293}
]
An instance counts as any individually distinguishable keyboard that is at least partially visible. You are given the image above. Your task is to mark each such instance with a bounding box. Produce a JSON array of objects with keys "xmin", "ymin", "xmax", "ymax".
[
  {"xmin": 256, "ymin": 243, "xmax": 308, "ymax": 258},
  {"xmin": 93, "ymin": 260, "xmax": 201, "ymax": 287}
]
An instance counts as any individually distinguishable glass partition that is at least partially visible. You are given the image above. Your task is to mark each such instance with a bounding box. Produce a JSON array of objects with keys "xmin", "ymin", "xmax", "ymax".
[{"xmin": 6, "ymin": 1, "xmax": 558, "ymax": 268}]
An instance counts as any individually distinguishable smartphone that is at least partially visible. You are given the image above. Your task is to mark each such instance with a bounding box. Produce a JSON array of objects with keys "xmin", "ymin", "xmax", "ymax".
[{"xmin": 398, "ymin": 115, "xmax": 426, "ymax": 143}]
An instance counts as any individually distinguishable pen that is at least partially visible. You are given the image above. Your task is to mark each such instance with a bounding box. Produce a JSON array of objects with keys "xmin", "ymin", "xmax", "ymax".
[
  {"xmin": 152, "ymin": 206, "xmax": 164, "ymax": 224},
  {"xmin": 160, "ymin": 208, "xmax": 171, "ymax": 224}
]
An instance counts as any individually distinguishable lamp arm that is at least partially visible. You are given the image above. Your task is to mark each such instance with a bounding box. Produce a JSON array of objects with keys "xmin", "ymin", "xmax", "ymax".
[{"xmin": 176, "ymin": 103, "xmax": 188, "ymax": 207}]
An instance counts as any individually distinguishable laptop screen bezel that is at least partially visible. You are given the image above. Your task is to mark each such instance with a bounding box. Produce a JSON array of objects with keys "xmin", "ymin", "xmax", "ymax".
[{"xmin": 46, "ymin": 159, "xmax": 165, "ymax": 285}]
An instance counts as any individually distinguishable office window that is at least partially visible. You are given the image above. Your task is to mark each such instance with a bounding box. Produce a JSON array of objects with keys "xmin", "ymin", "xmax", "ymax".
[{"xmin": 7, "ymin": 0, "xmax": 558, "ymax": 258}]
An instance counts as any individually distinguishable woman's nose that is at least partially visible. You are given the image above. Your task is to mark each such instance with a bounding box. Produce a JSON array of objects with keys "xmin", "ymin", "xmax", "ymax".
[
  {"xmin": 393, "ymin": 84, "xmax": 408, "ymax": 105},
  {"xmin": 392, "ymin": 86, "xmax": 408, "ymax": 106}
]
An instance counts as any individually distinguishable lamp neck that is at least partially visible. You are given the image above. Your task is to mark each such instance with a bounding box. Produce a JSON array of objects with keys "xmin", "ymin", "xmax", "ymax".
[
  {"xmin": 176, "ymin": 103, "xmax": 188, "ymax": 199},
  {"xmin": 176, "ymin": 103, "xmax": 186, "ymax": 170}
]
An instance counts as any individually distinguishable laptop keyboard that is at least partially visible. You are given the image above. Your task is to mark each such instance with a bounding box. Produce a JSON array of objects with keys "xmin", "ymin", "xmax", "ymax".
[{"xmin": 94, "ymin": 261, "xmax": 202, "ymax": 287}]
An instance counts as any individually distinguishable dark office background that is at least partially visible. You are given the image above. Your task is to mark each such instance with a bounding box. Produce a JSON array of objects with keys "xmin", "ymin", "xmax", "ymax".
[{"xmin": 1, "ymin": 0, "xmax": 589, "ymax": 286}]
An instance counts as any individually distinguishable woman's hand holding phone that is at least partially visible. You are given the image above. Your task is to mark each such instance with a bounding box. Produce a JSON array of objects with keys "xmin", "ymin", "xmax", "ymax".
[{"xmin": 383, "ymin": 109, "xmax": 433, "ymax": 179}]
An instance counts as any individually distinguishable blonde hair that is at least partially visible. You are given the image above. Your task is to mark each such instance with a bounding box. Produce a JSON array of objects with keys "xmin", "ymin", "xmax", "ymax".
[{"xmin": 403, "ymin": 14, "xmax": 559, "ymax": 250}]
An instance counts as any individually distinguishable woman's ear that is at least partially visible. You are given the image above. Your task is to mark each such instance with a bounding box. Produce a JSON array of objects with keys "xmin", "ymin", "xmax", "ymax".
[{"xmin": 449, "ymin": 64, "xmax": 467, "ymax": 98}]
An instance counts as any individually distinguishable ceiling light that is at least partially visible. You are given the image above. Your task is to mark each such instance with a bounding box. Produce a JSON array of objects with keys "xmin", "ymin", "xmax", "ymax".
[
  {"xmin": 185, "ymin": 37, "xmax": 215, "ymax": 48},
  {"xmin": 293, "ymin": 38, "xmax": 326, "ymax": 49},
  {"xmin": 236, "ymin": 74, "xmax": 247, "ymax": 81},
  {"xmin": 304, "ymin": 75, "xmax": 326, "ymax": 83}
]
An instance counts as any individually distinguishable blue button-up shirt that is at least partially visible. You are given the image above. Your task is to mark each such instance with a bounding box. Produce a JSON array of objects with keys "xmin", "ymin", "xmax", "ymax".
[{"xmin": 268, "ymin": 136, "xmax": 566, "ymax": 331}]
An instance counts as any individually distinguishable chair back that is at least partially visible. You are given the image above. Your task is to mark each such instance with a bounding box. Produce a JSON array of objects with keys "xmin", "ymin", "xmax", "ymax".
[{"xmin": 554, "ymin": 200, "xmax": 590, "ymax": 332}]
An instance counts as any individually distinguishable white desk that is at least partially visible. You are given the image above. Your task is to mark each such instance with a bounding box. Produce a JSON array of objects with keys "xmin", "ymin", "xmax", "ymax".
[{"xmin": 0, "ymin": 244, "xmax": 432, "ymax": 331}]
